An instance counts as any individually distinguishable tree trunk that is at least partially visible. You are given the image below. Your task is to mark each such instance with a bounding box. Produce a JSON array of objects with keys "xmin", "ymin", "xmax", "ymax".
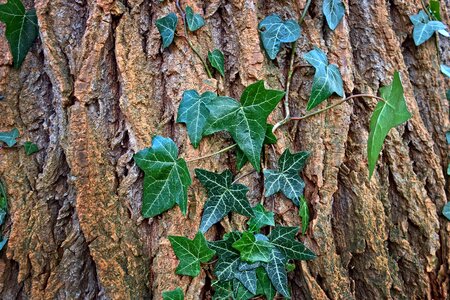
[{"xmin": 0, "ymin": 0, "xmax": 449, "ymax": 299}]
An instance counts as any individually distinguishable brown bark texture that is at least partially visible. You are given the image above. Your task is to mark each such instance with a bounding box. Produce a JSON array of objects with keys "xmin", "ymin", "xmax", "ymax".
[{"xmin": 0, "ymin": 0, "xmax": 449, "ymax": 299}]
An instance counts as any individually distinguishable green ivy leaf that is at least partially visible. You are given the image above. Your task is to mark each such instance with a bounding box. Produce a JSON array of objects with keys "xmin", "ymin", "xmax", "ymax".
[
  {"xmin": 212, "ymin": 280, "xmax": 233, "ymax": 300},
  {"xmin": 247, "ymin": 204, "xmax": 275, "ymax": 232},
  {"xmin": 232, "ymin": 232, "xmax": 273, "ymax": 263},
  {"xmin": 264, "ymin": 247, "xmax": 289, "ymax": 298},
  {"xmin": 208, "ymin": 49, "xmax": 225, "ymax": 77},
  {"xmin": 323, "ymin": 0, "xmax": 345, "ymax": 30},
  {"xmin": 443, "ymin": 203, "xmax": 450, "ymax": 220},
  {"xmin": 0, "ymin": 128, "xmax": 19, "ymax": 147},
  {"xmin": 0, "ymin": 181, "xmax": 7, "ymax": 226},
  {"xmin": 156, "ymin": 12, "xmax": 178, "ymax": 48},
  {"xmin": 215, "ymin": 255, "xmax": 240, "ymax": 281},
  {"xmin": 205, "ymin": 81, "xmax": 285, "ymax": 171},
  {"xmin": 233, "ymin": 279, "xmax": 255, "ymax": 300},
  {"xmin": 0, "ymin": 237, "xmax": 7, "ymax": 251},
  {"xmin": 134, "ymin": 136, "xmax": 192, "ymax": 218},
  {"xmin": 258, "ymin": 14, "xmax": 301, "ymax": 60},
  {"xmin": 177, "ymin": 90, "xmax": 216, "ymax": 148},
  {"xmin": 185, "ymin": 6, "xmax": 205, "ymax": 32},
  {"xmin": 268, "ymin": 226, "xmax": 316, "ymax": 261},
  {"xmin": 162, "ymin": 287, "xmax": 184, "ymax": 300},
  {"xmin": 209, "ymin": 231, "xmax": 242, "ymax": 258},
  {"xmin": 367, "ymin": 71, "xmax": 412, "ymax": 178},
  {"xmin": 304, "ymin": 48, "xmax": 344, "ymax": 110},
  {"xmin": 24, "ymin": 141, "xmax": 38, "ymax": 155},
  {"xmin": 256, "ymin": 267, "xmax": 276, "ymax": 300},
  {"xmin": 441, "ymin": 65, "xmax": 450, "ymax": 78},
  {"xmin": 0, "ymin": 0, "xmax": 39, "ymax": 68},
  {"xmin": 168, "ymin": 232, "xmax": 216, "ymax": 277},
  {"xmin": 195, "ymin": 169, "xmax": 254, "ymax": 233},
  {"xmin": 299, "ymin": 196, "xmax": 309, "ymax": 235},
  {"xmin": 263, "ymin": 149, "xmax": 309, "ymax": 206},
  {"xmin": 235, "ymin": 269, "xmax": 258, "ymax": 295},
  {"xmin": 429, "ymin": 0, "xmax": 441, "ymax": 20},
  {"xmin": 410, "ymin": 10, "xmax": 448, "ymax": 46}
]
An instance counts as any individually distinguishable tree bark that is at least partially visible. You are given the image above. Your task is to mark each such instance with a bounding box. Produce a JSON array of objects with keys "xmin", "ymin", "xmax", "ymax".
[{"xmin": 0, "ymin": 0, "xmax": 449, "ymax": 299}]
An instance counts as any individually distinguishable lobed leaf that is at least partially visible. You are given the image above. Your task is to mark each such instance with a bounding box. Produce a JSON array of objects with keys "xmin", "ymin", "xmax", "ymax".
[
  {"xmin": 268, "ymin": 226, "xmax": 316, "ymax": 261},
  {"xmin": 323, "ymin": 0, "xmax": 345, "ymax": 30},
  {"xmin": 232, "ymin": 232, "xmax": 273, "ymax": 263},
  {"xmin": 247, "ymin": 203, "xmax": 275, "ymax": 232},
  {"xmin": 264, "ymin": 247, "xmax": 289, "ymax": 298},
  {"xmin": 156, "ymin": 12, "xmax": 178, "ymax": 48},
  {"xmin": 410, "ymin": 10, "xmax": 448, "ymax": 46},
  {"xmin": 0, "ymin": 128, "xmax": 19, "ymax": 147},
  {"xmin": 185, "ymin": 6, "xmax": 205, "ymax": 32}
]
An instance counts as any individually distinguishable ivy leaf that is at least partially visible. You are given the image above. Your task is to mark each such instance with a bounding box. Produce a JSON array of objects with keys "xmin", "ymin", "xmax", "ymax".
[
  {"xmin": 235, "ymin": 269, "xmax": 258, "ymax": 295},
  {"xmin": 0, "ymin": 0, "xmax": 39, "ymax": 68},
  {"xmin": 0, "ymin": 237, "xmax": 7, "ymax": 251},
  {"xmin": 177, "ymin": 90, "xmax": 216, "ymax": 148},
  {"xmin": 263, "ymin": 149, "xmax": 309, "ymax": 206},
  {"xmin": 443, "ymin": 203, "xmax": 450, "ymax": 221},
  {"xmin": 264, "ymin": 247, "xmax": 289, "ymax": 298},
  {"xmin": 258, "ymin": 14, "xmax": 301, "ymax": 60},
  {"xmin": 299, "ymin": 196, "xmax": 309, "ymax": 235},
  {"xmin": 0, "ymin": 128, "xmax": 19, "ymax": 147},
  {"xmin": 195, "ymin": 169, "xmax": 254, "ymax": 233},
  {"xmin": 238, "ymin": 261, "xmax": 261, "ymax": 271},
  {"xmin": 233, "ymin": 279, "xmax": 255, "ymax": 300},
  {"xmin": 247, "ymin": 204, "xmax": 275, "ymax": 232},
  {"xmin": 256, "ymin": 267, "xmax": 276, "ymax": 300},
  {"xmin": 367, "ymin": 71, "xmax": 412, "ymax": 178},
  {"xmin": 323, "ymin": 0, "xmax": 345, "ymax": 30},
  {"xmin": 162, "ymin": 287, "xmax": 184, "ymax": 300},
  {"xmin": 205, "ymin": 81, "xmax": 285, "ymax": 171},
  {"xmin": 209, "ymin": 231, "xmax": 242, "ymax": 258},
  {"xmin": 168, "ymin": 232, "xmax": 216, "ymax": 277},
  {"xmin": 441, "ymin": 65, "xmax": 450, "ymax": 78},
  {"xmin": 134, "ymin": 136, "xmax": 192, "ymax": 218},
  {"xmin": 156, "ymin": 13, "xmax": 178, "ymax": 48},
  {"xmin": 410, "ymin": 10, "xmax": 448, "ymax": 46},
  {"xmin": 429, "ymin": 0, "xmax": 441, "ymax": 21},
  {"xmin": 268, "ymin": 226, "xmax": 316, "ymax": 260},
  {"xmin": 24, "ymin": 141, "xmax": 38, "ymax": 155},
  {"xmin": 208, "ymin": 49, "xmax": 225, "ymax": 77},
  {"xmin": 232, "ymin": 232, "xmax": 273, "ymax": 263},
  {"xmin": 304, "ymin": 48, "xmax": 344, "ymax": 110},
  {"xmin": 212, "ymin": 281, "xmax": 233, "ymax": 300},
  {"xmin": 215, "ymin": 255, "xmax": 240, "ymax": 281},
  {"xmin": 185, "ymin": 6, "xmax": 205, "ymax": 32},
  {"xmin": 0, "ymin": 181, "xmax": 7, "ymax": 226}
]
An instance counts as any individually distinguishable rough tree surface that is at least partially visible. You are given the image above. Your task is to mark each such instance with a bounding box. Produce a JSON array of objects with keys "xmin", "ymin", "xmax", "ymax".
[{"xmin": 0, "ymin": 0, "xmax": 449, "ymax": 299}]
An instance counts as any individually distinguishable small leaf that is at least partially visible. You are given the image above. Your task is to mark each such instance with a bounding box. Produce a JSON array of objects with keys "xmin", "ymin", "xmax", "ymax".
[
  {"xmin": 162, "ymin": 287, "xmax": 184, "ymax": 300},
  {"xmin": 0, "ymin": 0, "xmax": 39, "ymax": 68},
  {"xmin": 0, "ymin": 128, "xmax": 19, "ymax": 147},
  {"xmin": 299, "ymin": 196, "xmax": 309, "ymax": 235},
  {"xmin": 323, "ymin": 0, "xmax": 345, "ymax": 30},
  {"xmin": 441, "ymin": 65, "xmax": 450, "ymax": 78},
  {"xmin": 410, "ymin": 10, "xmax": 448, "ymax": 46},
  {"xmin": 367, "ymin": 71, "xmax": 412, "ymax": 178},
  {"xmin": 134, "ymin": 136, "xmax": 192, "ymax": 217},
  {"xmin": 268, "ymin": 226, "xmax": 316, "ymax": 260},
  {"xmin": 247, "ymin": 204, "xmax": 275, "ymax": 232},
  {"xmin": 24, "ymin": 141, "xmax": 38, "ymax": 155},
  {"xmin": 208, "ymin": 49, "xmax": 225, "ymax": 77},
  {"xmin": 429, "ymin": 0, "xmax": 441, "ymax": 20},
  {"xmin": 0, "ymin": 237, "xmax": 7, "ymax": 251},
  {"xmin": 264, "ymin": 247, "xmax": 289, "ymax": 298},
  {"xmin": 286, "ymin": 263, "xmax": 296, "ymax": 272},
  {"xmin": 156, "ymin": 12, "xmax": 178, "ymax": 48},
  {"xmin": 443, "ymin": 203, "xmax": 450, "ymax": 220},
  {"xmin": 256, "ymin": 267, "xmax": 276, "ymax": 300},
  {"xmin": 258, "ymin": 14, "xmax": 301, "ymax": 60},
  {"xmin": 232, "ymin": 232, "xmax": 273, "ymax": 263},
  {"xmin": 168, "ymin": 232, "xmax": 216, "ymax": 277},
  {"xmin": 304, "ymin": 48, "xmax": 344, "ymax": 110},
  {"xmin": 263, "ymin": 149, "xmax": 309, "ymax": 206},
  {"xmin": 185, "ymin": 6, "xmax": 205, "ymax": 32}
]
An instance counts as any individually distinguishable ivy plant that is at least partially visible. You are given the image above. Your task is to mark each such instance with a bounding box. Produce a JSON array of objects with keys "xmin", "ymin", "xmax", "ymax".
[
  {"xmin": 208, "ymin": 49, "xmax": 225, "ymax": 77},
  {"xmin": 409, "ymin": 10, "xmax": 448, "ymax": 46},
  {"xmin": 24, "ymin": 141, "xmax": 38, "ymax": 155},
  {"xmin": 323, "ymin": 0, "xmax": 345, "ymax": 30},
  {"xmin": 185, "ymin": 6, "xmax": 204, "ymax": 32},
  {"xmin": 162, "ymin": 287, "xmax": 184, "ymax": 300},
  {"xmin": 0, "ymin": 128, "xmax": 19, "ymax": 147},
  {"xmin": 156, "ymin": 13, "xmax": 178, "ymax": 48}
]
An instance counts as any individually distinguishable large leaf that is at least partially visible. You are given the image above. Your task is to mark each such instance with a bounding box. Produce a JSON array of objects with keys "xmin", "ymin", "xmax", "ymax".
[
  {"xmin": 134, "ymin": 136, "xmax": 192, "ymax": 217},
  {"xmin": 410, "ymin": 10, "xmax": 448, "ymax": 46},
  {"xmin": 177, "ymin": 90, "xmax": 216, "ymax": 148},
  {"xmin": 264, "ymin": 247, "xmax": 289, "ymax": 298},
  {"xmin": 232, "ymin": 232, "xmax": 273, "ymax": 263},
  {"xmin": 247, "ymin": 203, "xmax": 275, "ymax": 232},
  {"xmin": 443, "ymin": 203, "xmax": 450, "ymax": 221},
  {"xmin": 196, "ymin": 169, "xmax": 254, "ymax": 233},
  {"xmin": 0, "ymin": 0, "xmax": 39, "ymax": 68},
  {"xmin": 215, "ymin": 255, "xmax": 240, "ymax": 281},
  {"xmin": 0, "ymin": 128, "xmax": 19, "ymax": 147},
  {"xmin": 304, "ymin": 48, "xmax": 344, "ymax": 110},
  {"xmin": 208, "ymin": 49, "xmax": 225, "ymax": 77},
  {"xmin": 185, "ymin": 6, "xmax": 204, "ymax": 32},
  {"xmin": 168, "ymin": 232, "xmax": 216, "ymax": 277},
  {"xmin": 162, "ymin": 287, "xmax": 184, "ymax": 300},
  {"xmin": 323, "ymin": 0, "xmax": 345, "ymax": 30},
  {"xmin": 299, "ymin": 196, "xmax": 309, "ymax": 235},
  {"xmin": 258, "ymin": 14, "xmax": 301, "ymax": 60},
  {"xmin": 263, "ymin": 149, "xmax": 309, "ymax": 206},
  {"xmin": 205, "ymin": 81, "xmax": 285, "ymax": 171},
  {"xmin": 367, "ymin": 72, "xmax": 411, "ymax": 178},
  {"xmin": 156, "ymin": 13, "xmax": 178, "ymax": 48},
  {"xmin": 268, "ymin": 226, "xmax": 316, "ymax": 260}
]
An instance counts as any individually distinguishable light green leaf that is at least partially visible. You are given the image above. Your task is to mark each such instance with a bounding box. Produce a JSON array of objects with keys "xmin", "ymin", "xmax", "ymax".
[
  {"xmin": 299, "ymin": 196, "xmax": 309, "ymax": 235},
  {"xmin": 195, "ymin": 169, "xmax": 254, "ymax": 233},
  {"xmin": 256, "ymin": 267, "xmax": 276, "ymax": 300},
  {"xmin": 156, "ymin": 13, "xmax": 178, "ymax": 48},
  {"xmin": 304, "ymin": 48, "xmax": 344, "ymax": 110},
  {"xmin": 232, "ymin": 232, "xmax": 273, "ymax": 263},
  {"xmin": 134, "ymin": 136, "xmax": 192, "ymax": 217},
  {"xmin": 0, "ymin": 128, "xmax": 19, "ymax": 147},
  {"xmin": 258, "ymin": 14, "xmax": 301, "ymax": 60},
  {"xmin": 205, "ymin": 81, "xmax": 285, "ymax": 171},
  {"xmin": 443, "ymin": 203, "xmax": 450, "ymax": 220},
  {"xmin": 429, "ymin": 0, "xmax": 441, "ymax": 20},
  {"xmin": 0, "ymin": 0, "xmax": 39, "ymax": 68},
  {"xmin": 263, "ymin": 149, "xmax": 309, "ymax": 206},
  {"xmin": 185, "ymin": 6, "xmax": 204, "ymax": 32},
  {"xmin": 247, "ymin": 204, "xmax": 275, "ymax": 232},
  {"xmin": 168, "ymin": 232, "xmax": 216, "ymax": 277},
  {"xmin": 367, "ymin": 71, "xmax": 412, "ymax": 178},
  {"xmin": 208, "ymin": 49, "xmax": 225, "ymax": 77},
  {"xmin": 162, "ymin": 287, "xmax": 184, "ymax": 300},
  {"xmin": 264, "ymin": 247, "xmax": 289, "ymax": 298},
  {"xmin": 410, "ymin": 10, "xmax": 448, "ymax": 46},
  {"xmin": 441, "ymin": 65, "xmax": 450, "ymax": 78},
  {"xmin": 268, "ymin": 226, "xmax": 316, "ymax": 261},
  {"xmin": 323, "ymin": 0, "xmax": 345, "ymax": 30},
  {"xmin": 286, "ymin": 263, "xmax": 296, "ymax": 272},
  {"xmin": 24, "ymin": 141, "xmax": 38, "ymax": 155}
]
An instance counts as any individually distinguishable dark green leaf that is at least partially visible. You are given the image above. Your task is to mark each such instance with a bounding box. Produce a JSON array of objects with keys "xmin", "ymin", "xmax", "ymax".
[
  {"xmin": 443, "ymin": 203, "xmax": 450, "ymax": 220},
  {"xmin": 247, "ymin": 204, "xmax": 275, "ymax": 232},
  {"xmin": 0, "ymin": 0, "xmax": 39, "ymax": 68},
  {"xmin": 304, "ymin": 48, "xmax": 344, "ymax": 110},
  {"xmin": 134, "ymin": 136, "xmax": 192, "ymax": 217},
  {"xmin": 0, "ymin": 128, "xmax": 19, "ymax": 147},
  {"xmin": 208, "ymin": 49, "xmax": 225, "ymax": 77},
  {"xmin": 269, "ymin": 226, "xmax": 316, "ymax": 261},
  {"xmin": 264, "ymin": 247, "xmax": 289, "ymax": 298},
  {"xmin": 299, "ymin": 196, "xmax": 309, "ymax": 235},
  {"xmin": 323, "ymin": 0, "xmax": 345, "ymax": 30},
  {"xmin": 0, "ymin": 237, "xmax": 7, "ymax": 251},
  {"xmin": 238, "ymin": 261, "xmax": 261, "ymax": 271},
  {"xmin": 209, "ymin": 231, "xmax": 242, "ymax": 258},
  {"xmin": 441, "ymin": 65, "xmax": 450, "ymax": 78},
  {"xmin": 256, "ymin": 267, "xmax": 276, "ymax": 300},
  {"xmin": 429, "ymin": 0, "xmax": 441, "ymax": 20},
  {"xmin": 258, "ymin": 14, "xmax": 301, "ymax": 60},
  {"xmin": 0, "ymin": 193, "xmax": 6, "ymax": 225},
  {"xmin": 410, "ymin": 10, "xmax": 448, "ymax": 46},
  {"xmin": 156, "ymin": 13, "xmax": 178, "ymax": 48},
  {"xmin": 367, "ymin": 71, "xmax": 412, "ymax": 178},
  {"xmin": 205, "ymin": 81, "xmax": 285, "ymax": 171},
  {"xmin": 185, "ymin": 6, "xmax": 204, "ymax": 32},
  {"xmin": 263, "ymin": 149, "xmax": 309, "ymax": 206},
  {"xmin": 235, "ymin": 269, "xmax": 257, "ymax": 294},
  {"xmin": 233, "ymin": 279, "xmax": 255, "ymax": 300},
  {"xmin": 212, "ymin": 280, "xmax": 233, "ymax": 300},
  {"xmin": 162, "ymin": 287, "xmax": 184, "ymax": 300},
  {"xmin": 24, "ymin": 141, "xmax": 38, "ymax": 155},
  {"xmin": 215, "ymin": 256, "xmax": 240, "ymax": 281},
  {"xmin": 232, "ymin": 232, "xmax": 273, "ymax": 263},
  {"xmin": 168, "ymin": 232, "xmax": 216, "ymax": 277}
]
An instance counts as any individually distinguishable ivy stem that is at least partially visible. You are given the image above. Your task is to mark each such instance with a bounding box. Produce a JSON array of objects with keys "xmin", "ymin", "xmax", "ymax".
[
  {"xmin": 175, "ymin": 0, "xmax": 213, "ymax": 78},
  {"xmin": 186, "ymin": 144, "xmax": 236, "ymax": 163}
]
